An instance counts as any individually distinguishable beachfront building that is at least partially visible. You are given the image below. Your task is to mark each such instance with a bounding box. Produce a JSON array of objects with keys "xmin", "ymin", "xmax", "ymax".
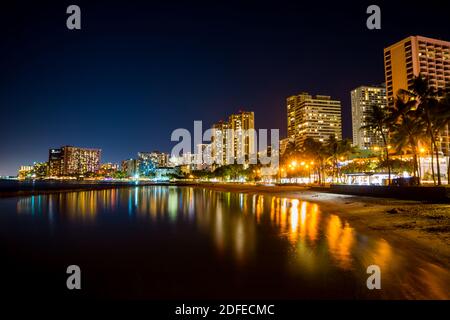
[
  {"xmin": 211, "ymin": 110, "xmax": 255, "ymax": 166},
  {"xmin": 195, "ymin": 143, "xmax": 213, "ymax": 171},
  {"xmin": 351, "ymin": 85, "xmax": 387, "ymax": 150},
  {"xmin": 137, "ymin": 151, "xmax": 170, "ymax": 176},
  {"xmin": 229, "ymin": 111, "xmax": 256, "ymax": 164},
  {"xmin": 138, "ymin": 151, "xmax": 169, "ymax": 168},
  {"xmin": 48, "ymin": 146, "xmax": 101, "ymax": 176},
  {"xmin": 384, "ymin": 35, "xmax": 450, "ymax": 155},
  {"xmin": 212, "ymin": 120, "xmax": 232, "ymax": 166},
  {"xmin": 286, "ymin": 92, "xmax": 342, "ymax": 148}
]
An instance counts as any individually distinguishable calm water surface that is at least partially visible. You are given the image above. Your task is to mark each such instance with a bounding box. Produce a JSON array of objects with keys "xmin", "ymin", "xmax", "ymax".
[{"xmin": 0, "ymin": 186, "xmax": 448, "ymax": 299}]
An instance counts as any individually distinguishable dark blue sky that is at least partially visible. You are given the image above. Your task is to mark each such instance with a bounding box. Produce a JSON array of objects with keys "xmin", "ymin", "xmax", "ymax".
[{"xmin": 1, "ymin": 0, "xmax": 450, "ymax": 175}]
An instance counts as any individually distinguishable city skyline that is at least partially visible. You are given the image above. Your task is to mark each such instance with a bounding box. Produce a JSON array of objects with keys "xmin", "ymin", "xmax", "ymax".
[
  {"xmin": 2, "ymin": 2, "xmax": 450, "ymax": 307},
  {"xmin": 2, "ymin": 1, "xmax": 450, "ymax": 175}
]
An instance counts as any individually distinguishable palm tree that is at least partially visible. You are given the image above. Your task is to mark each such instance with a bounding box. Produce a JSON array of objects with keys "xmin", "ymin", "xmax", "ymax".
[
  {"xmin": 325, "ymin": 135, "xmax": 339, "ymax": 182},
  {"xmin": 336, "ymin": 139, "xmax": 354, "ymax": 182},
  {"xmin": 390, "ymin": 96, "xmax": 426, "ymax": 181},
  {"xmin": 390, "ymin": 117, "xmax": 424, "ymax": 180},
  {"xmin": 280, "ymin": 139, "xmax": 298, "ymax": 166},
  {"xmin": 398, "ymin": 76, "xmax": 449, "ymax": 185},
  {"xmin": 438, "ymin": 92, "xmax": 450, "ymax": 184},
  {"xmin": 360, "ymin": 105, "xmax": 392, "ymax": 184},
  {"xmin": 325, "ymin": 136, "xmax": 354, "ymax": 183},
  {"xmin": 302, "ymin": 137, "xmax": 326, "ymax": 185}
]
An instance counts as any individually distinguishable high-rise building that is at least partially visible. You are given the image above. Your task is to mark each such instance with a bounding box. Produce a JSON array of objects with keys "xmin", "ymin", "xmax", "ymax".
[
  {"xmin": 211, "ymin": 120, "xmax": 232, "ymax": 165},
  {"xmin": 211, "ymin": 111, "xmax": 255, "ymax": 166},
  {"xmin": 138, "ymin": 151, "xmax": 169, "ymax": 169},
  {"xmin": 48, "ymin": 148, "xmax": 63, "ymax": 176},
  {"xmin": 351, "ymin": 85, "xmax": 387, "ymax": 150},
  {"xmin": 228, "ymin": 111, "xmax": 255, "ymax": 163},
  {"xmin": 286, "ymin": 96, "xmax": 297, "ymax": 141},
  {"xmin": 286, "ymin": 92, "xmax": 342, "ymax": 147},
  {"xmin": 384, "ymin": 35, "xmax": 450, "ymax": 107},
  {"xmin": 48, "ymin": 146, "xmax": 101, "ymax": 176},
  {"xmin": 195, "ymin": 143, "xmax": 212, "ymax": 170},
  {"xmin": 384, "ymin": 35, "xmax": 450, "ymax": 154}
]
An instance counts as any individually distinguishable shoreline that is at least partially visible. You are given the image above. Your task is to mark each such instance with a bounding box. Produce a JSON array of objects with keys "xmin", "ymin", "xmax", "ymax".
[
  {"xmin": 1, "ymin": 181, "xmax": 448, "ymax": 268},
  {"xmin": 0, "ymin": 181, "xmax": 172, "ymax": 198},
  {"xmin": 189, "ymin": 183, "xmax": 450, "ymax": 268}
]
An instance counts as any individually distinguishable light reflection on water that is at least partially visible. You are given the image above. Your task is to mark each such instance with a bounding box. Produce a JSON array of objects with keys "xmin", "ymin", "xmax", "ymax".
[{"xmin": 10, "ymin": 186, "xmax": 450, "ymax": 299}]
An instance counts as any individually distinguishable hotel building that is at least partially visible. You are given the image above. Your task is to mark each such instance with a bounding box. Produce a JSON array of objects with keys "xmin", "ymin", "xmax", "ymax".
[
  {"xmin": 195, "ymin": 143, "xmax": 213, "ymax": 170},
  {"xmin": 286, "ymin": 92, "xmax": 342, "ymax": 148},
  {"xmin": 138, "ymin": 151, "xmax": 169, "ymax": 168},
  {"xmin": 384, "ymin": 35, "xmax": 450, "ymax": 154},
  {"xmin": 229, "ymin": 111, "xmax": 256, "ymax": 163},
  {"xmin": 211, "ymin": 111, "xmax": 255, "ymax": 166},
  {"xmin": 351, "ymin": 85, "xmax": 387, "ymax": 150},
  {"xmin": 212, "ymin": 120, "xmax": 232, "ymax": 165},
  {"xmin": 48, "ymin": 146, "xmax": 101, "ymax": 176}
]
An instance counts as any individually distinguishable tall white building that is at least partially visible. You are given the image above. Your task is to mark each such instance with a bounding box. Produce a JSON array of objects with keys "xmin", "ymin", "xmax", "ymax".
[
  {"xmin": 229, "ymin": 111, "xmax": 255, "ymax": 163},
  {"xmin": 195, "ymin": 143, "xmax": 213, "ymax": 170},
  {"xmin": 351, "ymin": 85, "xmax": 387, "ymax": 150},
  {"xmin": 211, "ymin": 111, "xmax": 255, "ymax": 166},
  {"xmin": 211, "ymin": 120, "xmax": 232, "ymax": 166}
]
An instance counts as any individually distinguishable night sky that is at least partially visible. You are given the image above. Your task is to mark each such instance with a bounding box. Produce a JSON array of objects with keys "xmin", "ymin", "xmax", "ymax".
[{"xmin": 1, "ymin": 0, "xmax": 450, "ymax": 175}]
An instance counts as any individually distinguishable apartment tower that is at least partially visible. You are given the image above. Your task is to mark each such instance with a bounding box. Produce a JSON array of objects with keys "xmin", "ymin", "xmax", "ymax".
[
  {"xmin": 384, "ymin": 35, "xmax": 450, "ymax": 154},
  {"xmin": 286, "ymin": 92, "xmax": 342, "ymax": 148},
  {"xmin": 351, "ymin": 85, "xmax": 387, "ymax": 150}
]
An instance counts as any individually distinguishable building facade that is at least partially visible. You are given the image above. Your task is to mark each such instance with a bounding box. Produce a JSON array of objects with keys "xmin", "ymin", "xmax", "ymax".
[
  {"xmin": 48, "ymin": 148, "xmax": 63, "ymax": 176},
  {"xmin": 228, "ymin": 111, "xmax": 255, "ymax": 163},
  {"xmin": 351, "ymin": 85, "xmax": 387, "ymax": 150},
  {"xmin": 137, "ymin": 151, "xmax": 169, "ymax": 176},
  {"xmin": 121, "ymin": 159, "xmax": 139, "ymax": 177},
  {"xmin": 286, "ymin": 92, "xmax": 342, "ymax": 148},
  {"xmin": 384, "ymin": 35, "xmax": 450, "ymax": 155},
  {"xmin": 48, "ymin": 146, "xmax": 101, "ymax": 176},
  {"xmin": 211, "ymin": 111, "xmax": 255, "ymax": 166},
  {"xmin": 195, "ymin": 143, "xmax": 213, "ymax": 170},
  {"xmin": 212, "ymin": 120, "xmax": 232, "ymax": 165}
]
